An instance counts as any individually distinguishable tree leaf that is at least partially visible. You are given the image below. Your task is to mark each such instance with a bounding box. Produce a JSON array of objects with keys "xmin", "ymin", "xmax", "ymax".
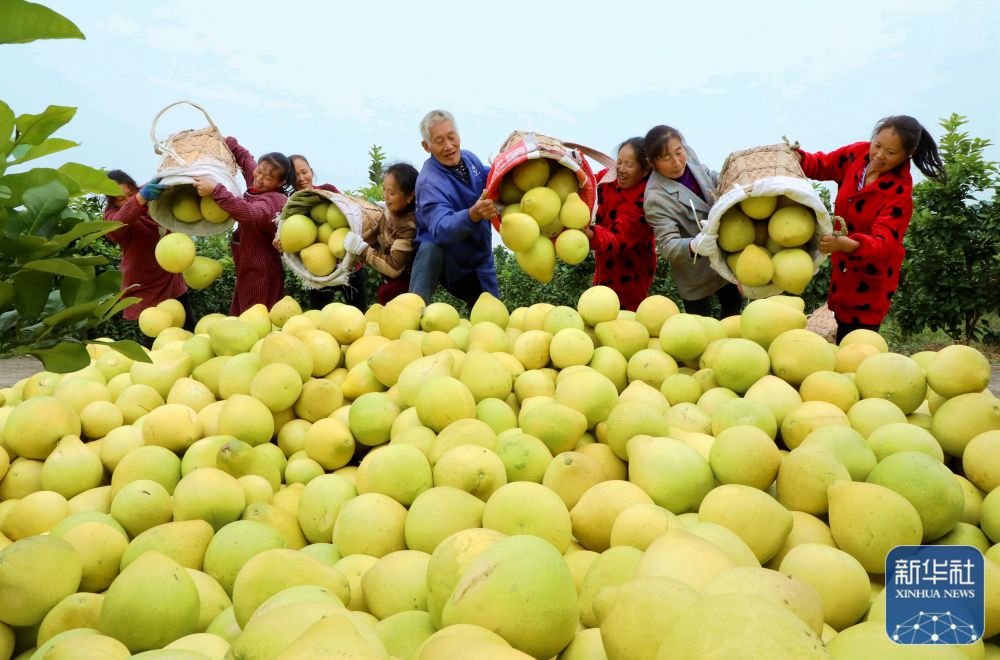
[
  {"xmin": 0, "ymin": 0, "xmax": 84, "ymax": 44},
  {"xmin": 23, "ymin": 179, "xmax": 68, "ymax": 234},
  {"xmin": 8, "ymin": 137, "xmax": 78, "ymax": 165},
  {"xmin": 51, "ymin": 219, "xmax": 120, "ymax": 248},
  {"xmin": 26, "ymin": 341, "xmax": 90, "ymax": 373},
  {"xmin": 89, "ymin": 339, "xmax": 151, "ymax": 364},
  {"xmin": 20, "ymin": 257, "xmax": 86, "ymax": 279},
  {"xmin": 12, "ymin": 269, "xmax": 53, "ymax": 320},
  {"xmin": 58, "ymin": 162, "xmax": 119, "ymax": 195},
  {"xmin": 0, "ymin": 168, "xmax": 80, "ymax": 207},
  {"xmin": 13, "ymin": 105, "xmax": 76, "ymax": 148},
  {"xmin": 59, "ymin": 266, "xmax": 95, "ymax": 306},
  {"xmin": 0, "ymin": 101, "xmax": 14, "ymax": 158},
  {"xmin": 93, "ymin": 269, "xmax": 122, "ymax": 297}
]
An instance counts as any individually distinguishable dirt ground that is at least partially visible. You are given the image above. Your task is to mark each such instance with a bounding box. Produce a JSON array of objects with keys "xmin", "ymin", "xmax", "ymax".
[{"xmin": 2, "ymin": 357, "xmax": 1000, "ymax": 396}]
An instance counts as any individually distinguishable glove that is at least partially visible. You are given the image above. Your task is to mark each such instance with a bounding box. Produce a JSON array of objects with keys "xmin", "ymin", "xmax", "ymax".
[
  {"xmin": 139, "ymin": 181, "xmax": 167, "ymax": 201},
  {"xmin": 689, "ymin": 232, "xmax": 713, "ymax": 257},
  {"xmin": 343, "ymin": 232, "xmax": 369, "ymax": 256}
]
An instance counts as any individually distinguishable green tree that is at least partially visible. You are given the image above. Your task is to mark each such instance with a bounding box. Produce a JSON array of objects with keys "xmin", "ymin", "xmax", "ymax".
[
  {"xmin": 0, "ymin": 0, "xmax": 147, "ymax": 370},
  {"xmin": 893, "ymin": 113, "xmax": 1000, "ymax": 343}
]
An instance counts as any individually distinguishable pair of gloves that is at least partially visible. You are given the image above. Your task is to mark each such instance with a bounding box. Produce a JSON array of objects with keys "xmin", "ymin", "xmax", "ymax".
[
  {"xmin": 139, "ymin": 178, "xmax": 167, "ymax": 202},
  {"xmin": 343, "ymin": 232, "xmax": 369, "ymax": 256}
]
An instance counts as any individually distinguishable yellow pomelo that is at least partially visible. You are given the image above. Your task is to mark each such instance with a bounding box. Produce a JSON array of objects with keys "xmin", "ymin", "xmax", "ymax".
[
  {"xmin": 404, "ymin": 487, "xmax": 485, "ymax": 554},
  {"xmin": 734, "ymin": 243, "xmax": 773, "ymax": 286},
  {"xmin": 432, "ymin": 445, "xmax": 507, "ymax": 502},
  {"xmin": 963, "ymin": 431, "xmax": 1000, "ymax": 493},
  {"xmin": 499, "ymin": 212, "xmax": 540, "ymax": 252},
  {"xmin": 521, "ymin": 186, "xmax": 562, "ymax": 225},
  {"xmin": 138, "ymin": 307, "xmax": 174, "ymax": 337},
  {"xmin": 515, "ymin": 236, "xmax": 556, "ymax": 284},
  {"xmin": 740, "ymin": 298, "xmax": 807, "ymax": 349},
  {"xmin": 364, "ymin": 444, "xmax": 432, "ymax": 506},
  {"xmin": 705, "ymin": 566, "xmax": 824, "ymax": 635},
  {"xmin": 839, "ymin": 328, "xmax": 888, "ymax": 352},
  {"xmin": 777, "ymin": 442, "xmax": 852, "ymax": 515},
  {"xmin": 571, "ymin": 480, "xmax": 653, "ymax": 552},
  {"xmin": 155, "ymin": 233, "xmax": 196, "ymax": 273},
  {"xmin": 659, "ymin": 313, "xmax": 708, "ymax": 361},
  {"xmin": 41, "ymin": 434, "xmax": 104, "ymax": 499},
  {"xmin": 709, "ymin": 337, "xmax": 770, "ymax": 394},
  {"xmin": 780, "ymin": 400, "xmax": 849, "ymax": 449},
  {"xmin": 634, "ymin": 295, "xmax": 679, "ymax": 337},
  {"xmin": 778, "ymin": 543, "xmax": 870, "ymax": 631},
  {"xmin": 99, "ymin": 551, "xmax": 200, "ymax": 651},
  {"xmin": 699, "ymin": 484, "xmax": 793, "ymax": 563},
  {"xmin": 709, "ymin": 425, "xmax": 781, "ymax": 490},
  {"xmin": 593, "ymin": 576, "xmax": 698, "ymax": 659},
  {"xmin": 512, "ymin": 159, "xmax": 551, "ymax": 191},
  {"xmin": 482, "ymin": 481, "xmax": 571, "ymax": 552},
  {"xmin": 594, "ymin": 318, "xmax": 649, "ymax": 360},
  {"xmin": 847, "ymin": 397, "xmax": 908, "ymax": 439},
  {"xmin": 867, "ymin": 420, "xmax": 943, "ymax": 464},
  {"xmin": 739, "ymin": 195, "xmax": 778, "ymax": 220},
  {"xmin": 627, "ymin": 348, "xmax": 678, "ymax": 389},
  {"xmin": 0, "ymin": 535, "xmax": 82, "ymax": 627},
  {"xmin": 1, "ymin": 489, "xmax": 69, "ymax": 540},
  {"xmin": 718, "ymin": 207, "xmax": 756, "ymax": 252},
  {"xmin": 425, "ymin": 528, "xmax": 506, "ymax": 628},
  {"xmin": 546, "ymin": 166, "xmax": 579, "ymax": 202},
  {"xmin": 555, "ymin": 368, "xmax": 618, "ymax": 428},
  {"xmin": 800, "ymin": 424, "xmax": 876, "ymax": 480},
  {"xmin": 926, "ymin": 344, "xmax": 991, "ymax": 398},
  {"xmin": 799, "ymin": 370, "xmax": 859, "ymax": 412},
  {"xmin": 634, "ymin": 527, "xmax": 736, "ymax": 591},
  {"xmin": 360, "ymin": 549, "xmax": 431, "ymax": 620},
  {"xmin": 280, "ymin": 214, "xmax": 317, "ymax": 253},
  {"xmin": 328, "ymin": 227, "xmax": 350, "ymax": 259},
  {"xmin": 37, "ymin": 591, "xmax": 104, "ymax": 646},
  {"xmin": 326, "ymin": 202, "xmax": 349, "ymax": 228},
  {"xmin": 172, "ymin": 190, "xmax": 203, "ymax": 222},
  {"xmin": 573, "ymin": 286, "xmax": 617, "ymax": 327},
  {"xmin": 559, "ymin": 192, "xmax": 590, "ymax": 229},
  {"xmin": 604, "ymin": 402, "xmax": 671, "ymax": 460},
  {"xmin": 217, "ymin": 394, "xmax": 274, "ymax": 446},
  {"xmin": 554, "ymin": 229, "xmax": 590, "ymax": 265},
  {"xmin": 656, "ymin": 592, "xmax": 828, "ymax": 659},
  {"xmin": 333, "ymin": 492, "xmax": 407, "ymax": 558},
  {"xmin": 770, "ymin": 248, "xmax": 814, "ymax": 294},
  {"xmin": 932, "ymin": 392, "xmax": 1000, "ymax": 457},
  {"xmin": 207, "ymin": 318, "xmax": 258, "ymax": 356},
  {"xmin": 854, "ymin": 352, "xmax": 927, "ymax": 414},
  {"xmin": 199, "ymin": 196, "xmax": 229, "ymax": 224},
  {"xmin": 299, "ymin": 242, "xmax": 336, "ymax": 276},
  {"xmin": 768, "ymin": 206, "xmax": 816, "ymax": 247},
  {"xmin": 4, "ymin": 395, "xmax": 81, "ymax": 459},
  {"xmin": 765, "ymin": 511, "xmax": 835, "ymax": 570},
  {"xmin": 576, "ymin": 545, "xmax": 643, "ymax": 628},
  {"xmin": 866, "ymin": 450, "xmax": 964, "ymax": 541},
  {"xmin": 608, "ymin": 502, "xmax": 676, "ymax": 551},
  {"xmin": 442, "ymin": 535, "xmax": 579, "ymax": 659},
  {"xmin": 827, "ymin": 481, "xmax": 922, "ymax": 573},
  {"xmin": 768, "ymin": 328, "xmax": 837, "ymax": 387}
]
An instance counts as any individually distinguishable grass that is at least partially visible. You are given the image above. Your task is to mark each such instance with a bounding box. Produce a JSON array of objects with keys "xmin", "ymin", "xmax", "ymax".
[{"xmin": 880, "ymin": 314, "xmax": 1000, "ymax": 362}]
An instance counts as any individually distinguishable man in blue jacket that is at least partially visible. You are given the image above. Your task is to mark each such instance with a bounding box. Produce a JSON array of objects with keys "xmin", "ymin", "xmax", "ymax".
[{"xmin": 409, "ymin": 110, "xmax": 500, "ymax": 308}]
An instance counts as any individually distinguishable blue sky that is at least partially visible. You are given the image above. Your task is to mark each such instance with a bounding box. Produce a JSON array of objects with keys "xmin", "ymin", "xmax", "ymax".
[{"xmin": 6, "ymin": 0, "xmax": 999, "ymax": 191}]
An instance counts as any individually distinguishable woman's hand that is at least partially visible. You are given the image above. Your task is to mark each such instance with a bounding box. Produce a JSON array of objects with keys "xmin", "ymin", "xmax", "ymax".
[
  {"xmin": 819, "ymin": 234, "xmax": 859, "ymax": 254},
  {"xmin": 192, "ymin": 177, "xmax": 216, "ymax": 197},
  {"xmin": 272, "ymin": 236, "xmax": 282, "ymax": 251}
]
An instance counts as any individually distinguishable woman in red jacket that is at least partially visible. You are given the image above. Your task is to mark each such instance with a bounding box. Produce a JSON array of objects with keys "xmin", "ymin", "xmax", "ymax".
[
  {"xmin": 288, "ymin": 154, "xmax": 367, "ymax": 311},
  {"xmin": 104, "ymin": 170, "xmax": 192, "ymax": 333},
  {"xmin": 193, "ymin": 137, "xmax": 295, "ymax": 315},
  {"xmin": 796, "ymin": 115, "xmax": 946, "ymax": 342},
  {"xmin": 583, "ymin": 137, "xmax": 656, "ymax": 311}
]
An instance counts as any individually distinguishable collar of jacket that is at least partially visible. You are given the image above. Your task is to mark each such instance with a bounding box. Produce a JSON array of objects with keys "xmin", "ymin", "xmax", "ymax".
[{"xmin": 648, "ymin": 166, "xmax": 714, "ymax": 214}]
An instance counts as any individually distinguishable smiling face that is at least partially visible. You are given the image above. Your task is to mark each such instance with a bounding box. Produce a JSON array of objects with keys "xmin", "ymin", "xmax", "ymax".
[
  {"xmin": 253, "ymin": 160, "xmax": 283, "ymax": 192},
  {"xmin": 292, "ymin": 157, "xmax": 314, "ymax": 190},
  {"xmin": 616, "ymin": 143, "xmax": 648, "ymax": 190},
  {"xmin": 868, "ymin": 128, "xmax": 910, "ymax": 176},
  {"xmin": 383, "ymin": 172, "xmax": 414, "ymax": 214},
  {"xmin": 113, "ymin": 182, "xmax": 136, "ymax": 208},
  {"xmin": 423, "ymin": 120, "xmax": 462, "ymax": 167},
  {"xmin": 651, "ymin": 137, "xmax": 687, "ymax": 180}
]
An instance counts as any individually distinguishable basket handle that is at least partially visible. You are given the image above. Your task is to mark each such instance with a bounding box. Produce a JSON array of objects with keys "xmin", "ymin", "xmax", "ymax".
[
  {"xmin": 563, "ymin": 142, "xmax": 616, "ymax": 171},
  {"xmin": 150, "ymin": 100, "xmax": 220, "ymax": 164}
]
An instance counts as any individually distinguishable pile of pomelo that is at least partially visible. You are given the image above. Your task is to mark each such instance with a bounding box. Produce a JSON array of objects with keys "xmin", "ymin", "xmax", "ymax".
[
  {"xmin": 497, "ymin": 159, "xmax": 592, "ymax": 283},
  {"xmin": 0, "ymin": 287, "xmax": 997, "ymax": 659}
]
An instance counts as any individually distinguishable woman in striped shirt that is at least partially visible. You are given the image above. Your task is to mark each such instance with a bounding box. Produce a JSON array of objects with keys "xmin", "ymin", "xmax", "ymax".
[{"xmin": 193, "ymin": 137, "xmax": 295, "ymax": 315}]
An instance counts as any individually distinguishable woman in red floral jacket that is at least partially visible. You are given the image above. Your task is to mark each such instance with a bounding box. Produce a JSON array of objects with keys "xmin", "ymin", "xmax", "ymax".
[
  {"xmin": 193, "ymin": 137, "xmax": 295, "ymax": 315},
  {"xmin": 796, "ymin": 115, "xmax": 946, "ymax": 342},
  {"xmin": 584, "ymin": 138, "xmax": 656, "ymax": 311}
]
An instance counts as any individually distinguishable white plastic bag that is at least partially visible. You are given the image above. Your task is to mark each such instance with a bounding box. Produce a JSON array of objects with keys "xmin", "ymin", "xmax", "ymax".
[{"xmin": 701, "ymin": 176, "xmax": 833, "ymax": 299}]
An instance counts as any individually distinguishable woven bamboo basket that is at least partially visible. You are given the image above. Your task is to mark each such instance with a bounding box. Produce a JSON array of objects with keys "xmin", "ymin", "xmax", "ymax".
[
  {"xmin": 806, "ymin": 303, "xmax": 838, "ymax": 344},
  {"xmin": 715, "ymin": 143, "xmax": 806, "ymax": 197},
  {"xmin": 278, "ymin": 189, "xmax": 384, "ymax": 289},
  {"xmin": 148, "ymin": 100, "xmax": 239, "ymax": 237}
]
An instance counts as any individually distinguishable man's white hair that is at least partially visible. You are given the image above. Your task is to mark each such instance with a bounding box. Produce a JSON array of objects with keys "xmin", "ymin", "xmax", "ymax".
[{"xmin": 420, "ymin": 110, "xmax": 456, "ymax": 143}]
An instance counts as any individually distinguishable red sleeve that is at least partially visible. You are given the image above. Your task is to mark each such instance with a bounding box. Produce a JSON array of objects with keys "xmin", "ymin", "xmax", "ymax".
[
  {"xmin": 315, "ymin": 183, "xmax": 341, "ymax": 193},
  {"xmin": 850, "ymin": 182, "xmax": 914, "ymax": 261},
  {"xmin": 798, "ymin": 142, "xmax": 866, "ymax": 184},
  {"xmin": 103, "ymin": 196, "xmax": 146, "ymax": 243},
  {"xmin": 227, "ymin": 136, "xmax": 258, "ymax": 186},
  {"xmin": 589, "ymin": 184, "xmax": 650, "ymax": 254},
  {"xmin": 211, "ymin": 186, "xmax": 286, "ymax": 226}
]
